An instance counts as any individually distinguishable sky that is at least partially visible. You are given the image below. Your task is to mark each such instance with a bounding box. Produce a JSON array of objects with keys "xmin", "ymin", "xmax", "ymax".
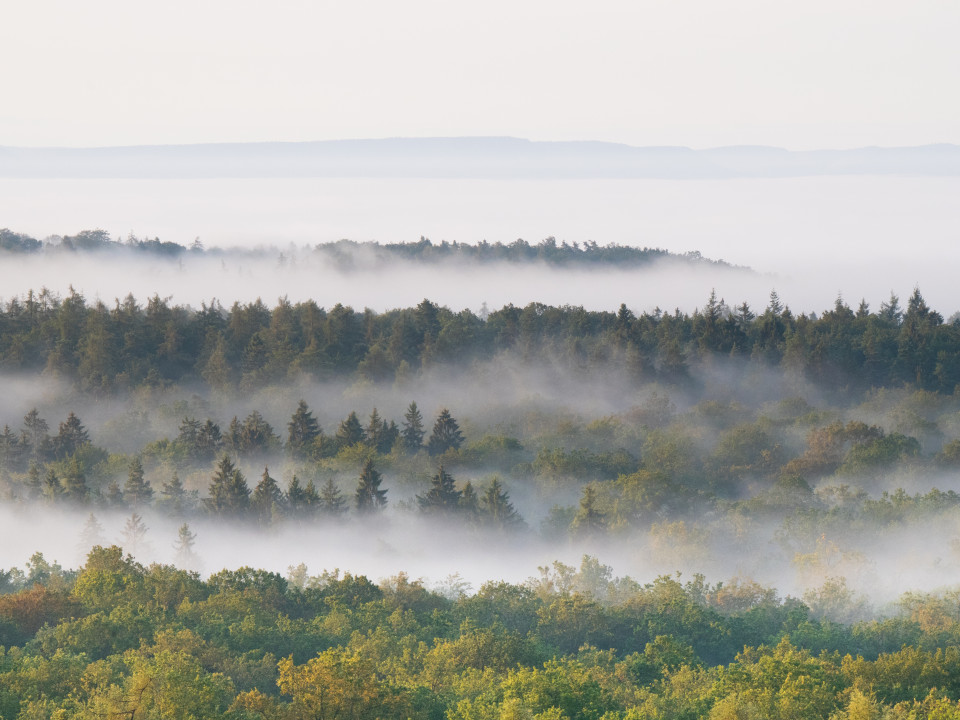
[{"xmin": 2, "ymin": 0, "xmax": 959, "ymax": 150}]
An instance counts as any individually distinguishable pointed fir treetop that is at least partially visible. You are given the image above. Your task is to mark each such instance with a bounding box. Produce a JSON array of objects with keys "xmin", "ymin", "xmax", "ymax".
[{"xmin": 355, "ymin": 459, "xmax": 387, "ymax": 513}]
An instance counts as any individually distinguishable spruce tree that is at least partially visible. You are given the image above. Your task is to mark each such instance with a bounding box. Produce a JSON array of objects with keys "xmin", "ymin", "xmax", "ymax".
[
  {"xmin": 159, "ymin": 472, "xmax": 194, "ymax": 516},
  {"xmin": 427, "ymin": 409, "xmax": 464, "ymax": 456},
  {"xmin": 418, "ymin": 465, "xmax": 461, "ymax": 513},
  {"xmin": 123, "ymin": 457, "xmax": 153, "ymax": 508},
  {"xmin": 336, "ymin": 411, "xmax": 366, "ymax": 449},
  {"xmin": 174, "ymin": 523, "xmax": 199, "ymax": 567},
  {"xmin": 207, "ymin": 455, "xmax": 250, "ymax": 516},
  {"xmin": 122, "ymin": 512, "xmax": 149, "ymax": 557},
  {"xmin": 287, "ymin": 400, "xmax": 320, "ymax": 457},
  {"xmin": 355, "ymin": 460, "xmax": 387, "ymax": 513},
  {"xmin": 401, "ymin": 402, "xmax": 425, "ymax": 453},
  {"xmin": 320, "ymin": 477, "xmax": 347, "ymax": 518},
  {"xmin": 78, "ymin": 513, "xmax": 105, "ymax": 553},
  {"xmin": 61, "ymin": 457, "xmax": 88, "ymax": 504},
  {"xmin": 43, "ymin": 469, "xmax": 64, "ymax": 503},
  {"xmin": 286, "ymin": 476, "xmax": 307, "ymax": 518},
  {"xmin": 481, "ymin": 478, "xmax": 525, "ymax": 530},
  {"xmin": 252, "ymin": 467, "xmax": 284, "ymax": 524},
  {"xmin": 303, "ymin": 479, "xmax": 320, "ymax": 516},
  {"xmin": 54, "ymin": 412, "xmax": 90, "ymax": 459}
]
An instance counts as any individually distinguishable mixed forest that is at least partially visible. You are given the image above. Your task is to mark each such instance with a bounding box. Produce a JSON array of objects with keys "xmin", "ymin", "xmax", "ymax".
[{"xmin": 3, "ymin": 255, "xmax": 960, "ymax": 716}]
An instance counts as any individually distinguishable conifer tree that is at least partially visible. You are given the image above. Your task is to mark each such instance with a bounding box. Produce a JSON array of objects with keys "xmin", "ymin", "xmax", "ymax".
[
  {"xmin": 303, "ymin": 479, "xmax": 320, "ymax": 516},
  {"xmin": 252, "ymin": 467, "xmax": 284, "ymax": 525},
  {"xmin": 418, "ymin": 465, "xmax": 461, "ymax": 513},
  {"xmin": 174, "ymin": 523, "xmax": 199, "ymax": 568},
  {"xmin": 78, "ymin": 513, "xmax": 105, "ymax": 554},
  {"xmin": 43, "ymin": 468, "xmax": 64, "ymax": 503},
  {"xmin": 121, "ymin": 512, "xmax": 149, "ymax": 557},
  {"xmin": 355, "ymin": 460, "xmax": 387, "ymax": 513},
  {"xmin": 336, "ymin": 411, "xmax": 366, "ymax": 449},
  {"xmin": 366, "ymin": 408, "xmax": 384, "ymax": 448},
  {"xmin": 427, "ymin": 409, "xmax": 464, "ymax": 456},
  {"xmin": 571, "ymin": 485, "xmax": 606, "ymax": 536},
  {"xmin": 320, "ymin": 477, "xmax": 347, "ymax": 518},
  {"xmin": 60, "ymin": 457, "xmax": 88, "ymax": 504},
  {"xmin": 401, "ymin": 402, "xmax": 425, "ymax": 453},
  {"xmin": 287, "ymin": 400, "xmax": 320, "ymax": 457},
  {"xmin": 159, "ymin": 472, "xmax": 194, "ymax": 516},
  {"xmin": 207, "ymin": 455, "xmax": 250, "ymax": 516},
  {"xmin": 23, "ymin": 462, "xmax": 42, "ymax": 501},
  {"xmin": 123, "ymin": 457, "xmax": 153, "ymax": 508},
  {"xmin": 104, "ymin": 478, "xmax": 125, "ymax": 508},
  {"xmin": 54, "ymin": 412, "xmax": 90, "ymax": 459},
  {"xmin": 286, "ymin": 476, "xmax": 307, "ymax": 518},
  {"xmin": 481, "ymin": 478, "xmax": 525, "ymax": 530},
  {"xmin": 459, "ymin": 480, "xmax": 479, "ymax": 518}
]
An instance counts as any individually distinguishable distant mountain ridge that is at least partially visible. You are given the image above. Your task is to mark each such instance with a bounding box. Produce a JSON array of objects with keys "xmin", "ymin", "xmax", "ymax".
[{"xmin": 2, "ymin": 137, "xmax": 959, "ymax": 178}]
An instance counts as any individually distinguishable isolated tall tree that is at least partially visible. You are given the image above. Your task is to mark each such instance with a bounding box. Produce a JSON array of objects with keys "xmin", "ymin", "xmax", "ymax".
[
  {"xmin": 401, "ymin": 402, "xmax": 425, "ymax": 453},
  {"xmin": 123, "ymin": 457, "xmax": 153, "ymax": 507},
  {"xmin": 287, "ymin": 400, "xmax": 320, "ymax": 457},
  {"xmin": 78, "ymin": 513, "xmax": 105, "ymax": 553},
  {"xmin": 427, "ymin": 409, "xmax": 464, "ymax": 456},
  {"xmin": 174, "ymin": 523, "xmax": 199, "ymax": 568},
  {"xmin": 355, "ymin": 460, "xmax": 387, "ymax": 513},
  {"xmin": 122, "ymin": 512, "xmax": 149, "ymax": 557}
]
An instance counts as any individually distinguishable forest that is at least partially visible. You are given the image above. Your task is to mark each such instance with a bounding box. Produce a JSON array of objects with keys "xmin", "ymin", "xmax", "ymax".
[{"xmin": 3, "ymin": 282, "xmax": 960, "ymax": 717}]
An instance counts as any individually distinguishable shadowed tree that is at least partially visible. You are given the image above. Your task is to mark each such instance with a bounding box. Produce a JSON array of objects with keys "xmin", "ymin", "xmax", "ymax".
[
  {"xmin": 320, "ymin": 477, "xmax": 348, "ymax": 518},
  {"xmin": 60, "ymin": 456, "xmax": 88, "ymax": 504},
  {"xmin": 252, "ymin": 467, "xmax": 284, "ymax": 525},
  {"xmin": 418, "ymin": 465, "xmax": 462, "ymax": 514},
  {"xmin": 54, "ymin": 412, "xmax": 90, "ymax": 459},
  {"xmin": 336, "ymin": 411, "xmax": 366, "ymax": 449},
  {"xmin": 123, "ymin": 457, "xmax": 153, "ymax": 508},
  {"xmin": 287, "ymin": 399, "xmax": 321, "ymax": 457},
  {"xmin": 207, "ymin": 455, "xmax": 250, "ymax": 517},
  {"xmin": 355, "ymin": 460, "xmax": 387, "ymax": 513},
  {"xmin": 401, "ymin": 401, "xmax": 425, "ymax": 453},
  {"xmin": 481, "ymin": 477, "xmax": 526, "ymax": 531},
  {"xmin": 427, "ymin": 408, "xmax": 464, "ymax": 456}
]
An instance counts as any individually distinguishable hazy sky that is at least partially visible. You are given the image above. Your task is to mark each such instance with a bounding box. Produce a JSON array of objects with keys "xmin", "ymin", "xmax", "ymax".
[{"xmin": 2, "ymin": 0, "xmax": 958, "ymax": 149}]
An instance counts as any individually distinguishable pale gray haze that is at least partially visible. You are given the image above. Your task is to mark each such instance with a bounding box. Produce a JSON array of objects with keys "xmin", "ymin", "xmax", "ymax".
[{"xmin": 2, "ymin": 0, "xmax": 960, "ymax": 597}]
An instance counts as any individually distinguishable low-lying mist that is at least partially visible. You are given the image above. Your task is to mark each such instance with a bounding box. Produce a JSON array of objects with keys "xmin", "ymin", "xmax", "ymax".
[
  {"xmin": 4, "ymin": 174, "xmax": 960, "ymax": 313},
  {"xmin": 4, "ymin": 345, "xmax": 960, "ymax": 616}
]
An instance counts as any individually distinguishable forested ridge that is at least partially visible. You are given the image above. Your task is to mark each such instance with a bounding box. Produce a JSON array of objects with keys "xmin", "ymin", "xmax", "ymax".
[
  {"xmin": 0, "ymin": 227, "xmax": 717, "ymax": 268},
  {"xmin": 0, "ymin": 284, "xmax": 953, "ymax": 395}
]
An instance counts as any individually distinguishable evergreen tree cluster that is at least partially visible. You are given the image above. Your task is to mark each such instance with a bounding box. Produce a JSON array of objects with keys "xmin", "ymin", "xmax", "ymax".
[{"xmin": 0, "ymin": 289, "xmax": 956, "ymax": 394}]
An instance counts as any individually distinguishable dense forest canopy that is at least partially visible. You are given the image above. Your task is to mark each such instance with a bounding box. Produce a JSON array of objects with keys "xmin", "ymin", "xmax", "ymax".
[
  {"xmin": 0, "ymin": 284, "xmax": 951, "ymax": 395},
  {"xmin": 3, "ymin": 552, "xmax": 960, "ymax": 718}
]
